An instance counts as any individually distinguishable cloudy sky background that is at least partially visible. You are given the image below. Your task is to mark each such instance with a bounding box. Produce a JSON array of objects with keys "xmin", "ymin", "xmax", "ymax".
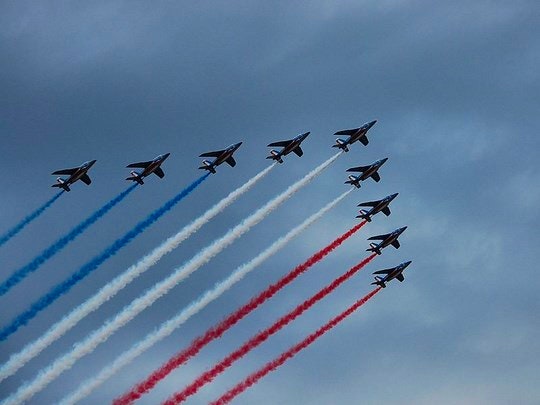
[{"xmin": 1, "ymin": 1, "xmax": 539, "ymax": 404}]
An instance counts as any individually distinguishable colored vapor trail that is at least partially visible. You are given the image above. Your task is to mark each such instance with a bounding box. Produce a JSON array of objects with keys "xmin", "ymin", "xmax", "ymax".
[
  {"xmin": 0, "ymin": 191, "xmax": 63, "ymax": 248},
  {"xmin": 0, "ymin": 166, "xmax": 272, "ymax": 383},
  {"xmin": 212, "ymin": 287, "xmax": 382, "ymax": 405},
  {"xmin": 61, "ymin": 188, "xmax": 351, "ymax": 405},
  {"xmin": 163, "ymin": 254, "xmax": 376, "ymax": 404},
  {"xmin": 116, "ymin": 219, "xmax": 365, "ymax": 404},
  {"xmin": 0, "ymin": 174, "xmax": 208, "ymax": 342},
  {"xmin": 2, "ymin": 153, "xmax": 339, "ymax": 405},
  {"xmin": 0, "ymin": 185, "xmax": 136, "ymax": 297}
]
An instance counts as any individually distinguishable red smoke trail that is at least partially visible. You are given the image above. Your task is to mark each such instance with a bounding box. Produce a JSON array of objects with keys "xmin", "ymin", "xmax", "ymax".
[
  {"xmin": 212, "ymin": 287, "xmax": 382, "ymax": 405},
  {"xmin": 115, "ymin": 221, "xmax": 366, "ymax": 405},
  {"xmin": 163, "ymin": 254, "xmax": 376, "ymax": 404}
]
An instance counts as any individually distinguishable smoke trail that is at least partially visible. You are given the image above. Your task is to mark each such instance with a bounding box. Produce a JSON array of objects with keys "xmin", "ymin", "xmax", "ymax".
[
  {"xmin": 213, "ymin": 287, "xmax": 382, "ymax": 405},
  {"xmin": 116, "ymin": 219, "xmax": 365, "ymax": 404},
  {"xmin": 0, "ymin": 166, "xmax": 273, "ymax": 383},
  {"xmin": 164, "ymin": 254, "xmax": 376, "ymax": 404},
  {"xmin": 0, "ymin": 191, "xmax": 63, "ymax": 248},
  {"xmin": 2, "ymin": 153, "xmax": 340, "ymax": 405},
  {"xmin": 0, "ymin": 185, "xmax": 137, "ymax": 297},
  {"xmin": 0, "ymin": 174, "xmax": 209, "ymax": 342},
  {"xmin": 60, "ymin": 188, "xmax": 351, "ymax": 405}
]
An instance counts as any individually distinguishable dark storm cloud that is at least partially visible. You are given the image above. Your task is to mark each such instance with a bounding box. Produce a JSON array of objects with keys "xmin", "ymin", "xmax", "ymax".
[{"xmin": 1, "ymin": 1, "xmax": 539, "ymax": 404}]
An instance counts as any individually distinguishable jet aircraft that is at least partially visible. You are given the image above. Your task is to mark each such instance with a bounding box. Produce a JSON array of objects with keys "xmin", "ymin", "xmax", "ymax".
[
  {"xmin": 371, "ymin": 261, "xmax": 412, "ymax": 288},
  {"xmin": 366, "ymin": 226, "xmax": 407, "ymax": 255},
  {"xmin": 51, "ymin": 160, "xmax": 97, "ymax": 192},
  {"xmin": 126, "ymin": 153, "xmax": 170, "ymax": 185},
  {"xmin": 199, "ymin": 142, "xmax": 243, "ymax": 174},
  {"xmin": 345, "ymin": 158, "xmax": 388, "ymax": 188},
  {"xmin": 266, "ymin": 132, "xmax": 310, "ymax": 163},
  {"xmin": 332, "ymin": 120, "xmax": 377, "ymax": 152},
  {"xmin": 356, "ymin": 193, "xmax": 399, "ymax": 222}
]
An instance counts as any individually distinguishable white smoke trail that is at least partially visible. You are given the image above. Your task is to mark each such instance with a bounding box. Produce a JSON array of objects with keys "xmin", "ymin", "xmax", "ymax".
[
  {"xmin": 2, "ymin": 152, "xmax": 340, "ymax": 405},
  {"xmin": 60, "ymin": 188, "xmax": 352, "ymax": 405},
  {"xmin": 0, "ymin": 165, "xmax": 274, "ymax": 384}
]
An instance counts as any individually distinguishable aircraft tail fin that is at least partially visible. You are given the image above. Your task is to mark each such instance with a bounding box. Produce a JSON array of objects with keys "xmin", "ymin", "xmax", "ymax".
[
  {"xmin": 332, "ymin": 138, "xmax": 349, "ymax": 152},
  {"xmin": 356, "ymin": 209, "xmax": 371, "ymax": 221},
  {"xmin": 266, "ymin": 150, "xmax": 283, "ymax": 163},
  {"xmin": 198, "ymin": 160, "xmax": 216, "ymax": 174},
  {"xmin": 52, "ymin": 178, "xmax": 70, "ymax": 192},
  {"xmin": 126, "ymin": 171, "xmax": 144, "ymax": 185},
  {"xmin": 344, "ymin": 175, "xmax": 360, "ymax": 188},
  {"xmin": 371, "ymin": 276, "xmax": 386, "ymax": 288},
  {"xmin": 366, "ymin": 242, "xmax": 381, "ymax": 255}
]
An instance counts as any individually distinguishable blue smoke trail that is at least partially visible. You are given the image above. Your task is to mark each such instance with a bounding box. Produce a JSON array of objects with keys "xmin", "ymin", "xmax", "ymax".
[
  {"xmin": 0, "ymin": 191, "xmax": 64, "ymax": 248},
  {"xmin": 0, "ymin": 185, "xmax": 137, "ymax": 298},
  {"xmin": 0, "ymin": 174, "xmax": 209, "ymax": 341}
]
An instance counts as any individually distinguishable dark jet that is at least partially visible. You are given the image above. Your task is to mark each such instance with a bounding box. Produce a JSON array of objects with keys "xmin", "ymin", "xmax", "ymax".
[
  {"xmin": 199, "ymin": 142, "xmax": 242, "ymax": 174},
  {"xmin": 371, "ymin": 261, "xmax": 412, "ymax": 288},
  {"xmin": 126, "ymin": 153, "xmax": 171, "ymax": 185},
  {"xmin": 333, "ymin": 120, "xmax": 377, "ymax": 152},
  {"xmin": 51, "ymin": 160, "xmax": 97, "ymax": 192},
  {"xmin": 266, "ymin": 132, "xmax": 310, "ymax": 164},
  {"xmin": 345, "ymin": 158, "xmax": 388, "ymax": 188},
  {"xmin": 357, "ymin": 193, "xmax": 398, "ymax": 222},
  {"xmin": 366, "ymin": 226, "xmax": 407, "ymax": 255}
]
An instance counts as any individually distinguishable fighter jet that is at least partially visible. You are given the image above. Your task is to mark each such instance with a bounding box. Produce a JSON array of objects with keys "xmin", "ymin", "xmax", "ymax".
[
  {"xmin": 371, "ymin": 261, "xmax": 412, "ymax": 288},
  {"xmin": 345, "ymin": 158, "xmax": 388, "ymax": 188},
  {"xmin": 126, "ymin": 153, "xmax": 170, "ymax": 185},
  {"xmin": 366, "ymin": 226, "xmax": 407, "ymax": 255},
  {"xmin": 332, "ymin": 120, "xmax": 377, "ymax": 152},
  {"xmin": 51, "ymin": 160, "xmax": 97, "ymax": 192},
  {"xmin": 266, "ymin": 132, "xmax": 310, "ymax": 164},
  {"xmin": 356, "ymin": 193, "xmax": 399, "ymax": 222},
  {"xmin": 199, "ymin": 142, "xmax": 242, "ymax": 174}
]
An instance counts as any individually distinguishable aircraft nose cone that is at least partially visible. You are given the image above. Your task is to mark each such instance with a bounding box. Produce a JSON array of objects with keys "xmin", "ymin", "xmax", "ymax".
[
  {"xmin": 401, "ymin": 226, "xmax": 408, "ymax": 232},
  {"xmin": 369, "ymin": 120, "xmax": 377, "ymax": 127},
  {"xmin": 163, "ymin": 153, "xmax": 171, "ymax": 159},
  {"xmin": 380, "ymin": 157, "xmax": 389, "ymax": 164},
  {"xmin": 235, "ymin": 142, "xmax": 243, "ymax": 148},
  {"xmin": 390, "ymin": 192, "xmax": 399, "ymax": 199},
  {"xmin": 89, "ymin": 160, "xmax": 97, "ymax": 166},
  {"xmin": 405, "ymin": 260, "xmax": 412, "ymax": 266}
]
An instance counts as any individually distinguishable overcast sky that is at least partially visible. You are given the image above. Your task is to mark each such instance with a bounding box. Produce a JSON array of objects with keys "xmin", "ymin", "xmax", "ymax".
[{"xmin": 1, "ymin": 1, "xmax": 539, "ymax": 404}]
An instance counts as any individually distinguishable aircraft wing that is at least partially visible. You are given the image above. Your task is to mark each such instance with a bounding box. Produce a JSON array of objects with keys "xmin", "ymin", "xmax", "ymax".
[
  {"xmin": 52, "ymin": 168, "xmax": 78, "ymax": 175},
  {"xmin": 368, "ymin": 233, "xmax": 390, "ymax": 241},
  {"xmin": 334, "ymin": 128, "xmax": 359, "ymax": 136},
  {"xmin": 358, "ymin": 200, "xmax": 379, "ymax": 207},
  {"xmin": 396, "ymin": 273, "xmax": 405, "ymax": 282},
  {"xmin": 391, "ymin": 240, "xmax": 401, "ymax": 249},
  {"xmin": 371, "ymin": 171, "xmax": 381, "ymax": 182},
  {"xmin": 154, "ymin": 167, "xmax": 165, "ymax": 178},
  {"xmin": 226, "ymin": 156, "xmax": 236, "ymax": 167},
  {"xmin": 267, "ymin": 140, "xmax": 293, "ymax": 147},
  {"xmin": 293, "ymin": 146, "xmax": 303, "ymax": 157},
  {"xmin": 80, "ymin": 174, "xmax": 92, "ymax": 185},
  {"xmin": 359, "ymin": 135, "xmax": 369, "ymax": 146},
  {"xmin": 127, "ymin": 161, "xmax": 152, "ymax": 169},
  {"xmin": 199, "ymin": 150, "xmax": 225, "ymax": 158},
  {"xmin": 347, "ymin": 165, "xmax": 370, "ymax": 173},
  {"xmin": 373, "ymin": 268, "xmax": 393, "ymax": 275},
  {"xmin": 381, "ymin": 207, "xmax": 391, "ymax": 216}
]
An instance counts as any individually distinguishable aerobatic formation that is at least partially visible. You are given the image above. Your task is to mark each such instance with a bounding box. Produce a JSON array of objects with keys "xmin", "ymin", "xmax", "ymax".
[{"xmin": 0, "ymin": 120, "xmax": 415, "ymax": 404}]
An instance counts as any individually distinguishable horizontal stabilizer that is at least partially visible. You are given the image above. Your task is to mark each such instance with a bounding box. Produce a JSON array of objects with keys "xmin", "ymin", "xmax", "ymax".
[
  {"xmin": 127, "ymin": 161, "xmax": 152, "ymax": 169},
  {"xmin": 199, "ymin": 150, "xmax": 225, "ymax": 158},
  {"xmin": 80, "ymin": 174, "xmax": 92, "ymax": 185},
  {"xmin": 154, "ymin": 167, "xmax": 165, "ymax": 178},
  {"xmin": 51, "ymin": 168, "xmax": 78, "ymax": 175},
  {"xmin": 267, "ymin": 140, "xmax": 292, "ymax": 148}
]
